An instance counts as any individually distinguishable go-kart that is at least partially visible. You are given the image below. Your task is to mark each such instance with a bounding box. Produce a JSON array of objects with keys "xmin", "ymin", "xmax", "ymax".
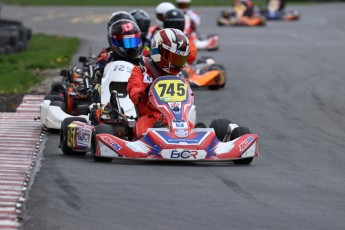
[
  {"xmin": 183, "ymin": 57, "xmax": 226, "ymax": 90},
  {"xmin": 40, "ymin": 66, "xmax": 93, "ymax": 130},
  {"xmin": 262, "ymin": 0, "xmax": 300, "ymax": 21},
  {"xmin": 263, "ymin": 9, "xmax": 300, "ymax": 21},
  {"xmin": 217, "ymin": 9, "xmax": 266, "ymax": 27},
  {"xmin": 189, "ymin": 32, "xmax": 219, "ymax": 51},
  {"xmin": 184, "ymin": 16, "xmax": 219, "ymax": 51},
  {"xmin": 60, "ymin": 75, "xmax": 258, "ymax": 164}
]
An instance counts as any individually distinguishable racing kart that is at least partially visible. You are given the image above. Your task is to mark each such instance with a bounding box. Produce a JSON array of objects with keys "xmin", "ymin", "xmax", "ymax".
[
  {"xmin": 263, "ymin": 9, "xmax": 300, "ymax": 21},
  {"xmin": 183, "ymin": 57, "xmax": 226, "ymax": 90},
  {"xmin": 261, "ymin": 0, "xmax": 300, "ymax": 21},
  {"xmin": 40, "ymin": 65, "xmax": 93, "ymax": 130},
  {"xmin": 184, "ymin": 17, "xmax": 219, "ymax": 51},
  {"xmin": 217, "ymin": 9, "xmax": 266, "ymax": 27},
  {"xmin": 190, "ymin": 32, "xmax": 219, "ymax": 51},
  {"xmin": 60, "ymin": 75, "xmax": 258, "ymax": 164}
]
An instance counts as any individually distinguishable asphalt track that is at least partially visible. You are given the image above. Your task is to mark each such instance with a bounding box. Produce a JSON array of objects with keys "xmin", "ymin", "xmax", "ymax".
[{"xmin": 3, "ymin": 3, "xmax": 345, "ymax": 230}]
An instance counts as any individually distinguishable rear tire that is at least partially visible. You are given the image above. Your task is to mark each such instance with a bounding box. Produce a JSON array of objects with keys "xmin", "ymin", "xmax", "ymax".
[
  {"xmin": 92, "ymin": 124, "xmax": 114, "ymax": 162},
  {"xmin": 60, "ymin": 117, "xmax": 88, "ymax": 155},
  {"xmin": 44, "ymin": 95, "xmax": 63, "ymax": 101},
  {"xmin": 50, "ymin": 101, "xmax": 66, "ymax": 112},
  {"xmin": 51, "ymin": 82, "xmax": 66, "ymax": 95},
  {"xmin": 210, "ymin": 119, "xmax": 234, "ymax": 141},
  {"xmin": 208, "ymin": 85, "xmax": 220, "ymax": 90},
  {"xmin": 230, "ymin": 127, "xmax": 253, "ymax": 165}
]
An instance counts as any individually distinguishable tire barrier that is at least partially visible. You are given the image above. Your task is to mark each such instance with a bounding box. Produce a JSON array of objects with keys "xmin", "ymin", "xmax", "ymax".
[{"xmin": 0, "ymin": 19, "xmax": 32, "ymax": 55}]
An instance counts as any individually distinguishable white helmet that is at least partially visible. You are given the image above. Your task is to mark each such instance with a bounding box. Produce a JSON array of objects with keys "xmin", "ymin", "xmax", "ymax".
[
  {"xmin": 176, "ymin": 0, "xmax": 191, "ymax": 10},
  {"xmin": 155, "ymin": 2, "xmax": 176, "ymax": 25}
]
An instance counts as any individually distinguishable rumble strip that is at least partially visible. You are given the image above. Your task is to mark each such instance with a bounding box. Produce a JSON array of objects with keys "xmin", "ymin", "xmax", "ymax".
[{"xmin": 0, "ymin": 95, "xmax": 44, "ymax": 230}]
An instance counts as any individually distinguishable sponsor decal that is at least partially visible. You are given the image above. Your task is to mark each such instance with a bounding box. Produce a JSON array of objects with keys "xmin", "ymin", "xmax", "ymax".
[
  {"xmin": 76, "ymin": 128, "xmax": 91, "ymax": 146},
  {"xmin": 122, "ymin": 22, "xmax": 134, "ymax": 32},
  {"xmin": 173, "ymin": 121, "xmax": 186, "ymax": 128},
  {"xmin": 239, "ymin": 136, "xmax": 254, "ymax": 151},
  {"xmin": 143, "ymin": 73, "xmax": 152, "ymax": 83},
  {"xmin": 169, "ymin": 102, "xmax": 181, "ymax": 112},
  {"xmin": 175, "ymin": 50, "xmax": 186, "ymax": 55},
  {"xmin": 161, "ymin": 149, "xmax": 207, "ymax": 160},
  {"xmin": 100, "ymin": 136, "xmax": 122, "ymax": 151},
  {"xmin": 111, "ymin": 142, "xmax": 122, "ymax": 151},
  {"xmin": 175, "ymin": 129, "xmax": 188, "ymax": 137},
  {"xmin": 156, "ymin": 131, "xmax": 208, "ymax": 144}
]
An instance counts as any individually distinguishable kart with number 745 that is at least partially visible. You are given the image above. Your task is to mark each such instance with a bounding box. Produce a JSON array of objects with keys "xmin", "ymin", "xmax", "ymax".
[{"xmin": 60, "ymin": 74, "xmax": 259, "ymax": 164}]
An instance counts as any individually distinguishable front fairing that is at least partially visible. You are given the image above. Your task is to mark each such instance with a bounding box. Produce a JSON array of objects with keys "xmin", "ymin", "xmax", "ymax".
[
  {"xmin": 95, "ymin": 129, "xmax": 258, "ymax": 161},
  {"xmin": 148, "ymin": 76, "xmax": 194, "ymax": 138}
]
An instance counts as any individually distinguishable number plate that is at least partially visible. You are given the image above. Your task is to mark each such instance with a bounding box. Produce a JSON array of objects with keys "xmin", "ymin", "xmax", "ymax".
[{"xmin": 154, "ymin": 79, "xmax": 187, "ymax": 102}]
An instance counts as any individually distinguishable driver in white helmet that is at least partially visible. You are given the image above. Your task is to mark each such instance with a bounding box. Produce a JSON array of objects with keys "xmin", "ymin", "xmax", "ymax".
[
  {"xmin": 176, "ymin": 0, "xmax": 200, "ymax": 34},
  {"xmin": 147, "ymin": 2, "xmax": 176, "ymax": 42}
]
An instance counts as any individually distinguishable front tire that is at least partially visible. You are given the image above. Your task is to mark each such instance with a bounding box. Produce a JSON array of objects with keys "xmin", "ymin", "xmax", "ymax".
[
  {"xmin": 60, "ymin": 117, "xmax": 88, "ymax": 155},
  {"xmin": 210, "ymin": 119, "xmax": 234, "ymax": 141},
  {"xmin": 92, "ymin": 124, "xmax": 114, "ymax": 162},
  {"xmin": 230, "ymin": 127, "xmax": 253, "ymax": 165}
]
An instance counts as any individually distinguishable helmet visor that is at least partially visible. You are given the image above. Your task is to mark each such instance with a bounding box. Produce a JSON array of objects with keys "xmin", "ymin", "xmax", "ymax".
[
  {"xmin": 159, "ymin": 46, "xmax": 188, "ymax": 68},
  {"xmin": 111, "ymin": 34, "xmax": 141, "ymax": 49},
  {"xmin": 156, "ymin": 13, "xmax": 164, "ymax": 22},
  {"xmin": 177, "ymin": 3, "xmax": 190, "ymax": 9}
]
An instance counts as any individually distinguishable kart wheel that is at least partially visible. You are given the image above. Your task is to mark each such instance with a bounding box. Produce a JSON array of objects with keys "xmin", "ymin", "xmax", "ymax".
[
  {"xmin": 92, "ymin": 124, "xmax": 114, "ymax": 162},
  {"xmin": 210, "ymin": 119, "xmax": 234, "ymax": 141},
  {"xmin": 230, "ymin": 127, "xmax": 253, "ymax": 165},
  {"xmin": 77, "ymin": 104, "xmax": 89, "ymax": 115},
  {"xmin": 60, "ymin": 117, "xmax": 87, "ymax": 156},
  {"xmin": 51, "ymin": 82, "xmax": 66, "ymax": 95},
  {"xmin": 44, "ymin": 95, "xmax": 63, "ymax": 102},
  {"xmin": 50, "ymin": 101, "xmax": 66, "ymax": 112},
  {"xmin": 211, "ymin": 64, "xmax": 225, "ymax": 71},
  {"xmin": 209, "ymin": 85, "xmax": 220, "ymax": 90}
]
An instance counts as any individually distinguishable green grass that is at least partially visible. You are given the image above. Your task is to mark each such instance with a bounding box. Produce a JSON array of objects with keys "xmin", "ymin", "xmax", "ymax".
[
  {"xmin": 0, "ymin": 34, "xmax": 80, "ymax": 93},
  {"xmin": 2, "ymin": 0, "xmax": 315, "ymax": 6}
]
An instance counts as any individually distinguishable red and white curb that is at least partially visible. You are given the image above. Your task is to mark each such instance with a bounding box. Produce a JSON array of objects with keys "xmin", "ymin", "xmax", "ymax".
[{"xmin": 0, "ymin": 95, "xmax": 44, "ymax": 230}]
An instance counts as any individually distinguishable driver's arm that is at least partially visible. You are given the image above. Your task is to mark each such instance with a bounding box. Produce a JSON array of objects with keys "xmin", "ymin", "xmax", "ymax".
[{"xmin": 127, "ymin": 66, "xmax": 148, "ymax": 104}]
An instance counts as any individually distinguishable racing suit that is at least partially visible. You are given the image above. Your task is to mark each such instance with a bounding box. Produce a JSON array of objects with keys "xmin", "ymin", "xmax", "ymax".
[
  {"xmin": 266, "ymin": 0, "xmax": 286, "ymax": 12},
  {"xmin": 127, "ymin": 56, "xmax": 193, "ymax": 138},
  {"xmin": 183, "ymin": 9, "xmax": 200, "ymax": 35},
  {"xmin": 93, "ymin": 48, "xmax": 142, "ymax": 80},
  {"xmin": 233, "ymin": 0, "xmax": 254, "ymax": 17}
]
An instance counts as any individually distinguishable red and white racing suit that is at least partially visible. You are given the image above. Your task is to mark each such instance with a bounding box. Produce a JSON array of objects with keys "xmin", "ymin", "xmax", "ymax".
[{"xmin": 127, "ymin": 57, "xmax": 194, "ymax": 138}]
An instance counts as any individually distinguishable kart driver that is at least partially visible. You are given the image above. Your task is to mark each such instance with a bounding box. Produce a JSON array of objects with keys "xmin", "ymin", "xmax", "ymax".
[
  {"xmin": 175, "ymin": 0, "xmax": 200, "ymax": 35},
  {"xmin": 146, "ymin": 2, "xmax": 176, "ymax": 43},
  {"xmin": 233, "ymin": 0, "xmax": 255, "ymax": 18},
  {"xmin": 163, "ymin": 8, "xmax": 197, "ymax": 65},
  {"xmin": 266, "ymin": 0, "xmax": 286, "ymax": 12},
  {"xmin": 142, "ymin": 8, "xmax": 197, "ymax": 65},
  {"xmin": 127, "ymin": 28, "xmax": 193, "ymax": 138},
  {"xmin": 95, "ymin": 11, "xmax": 136, "ymax": 59},
  {"xmin": 93, "ymin": 12, "xmax": 142, "ymax": 82}
]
